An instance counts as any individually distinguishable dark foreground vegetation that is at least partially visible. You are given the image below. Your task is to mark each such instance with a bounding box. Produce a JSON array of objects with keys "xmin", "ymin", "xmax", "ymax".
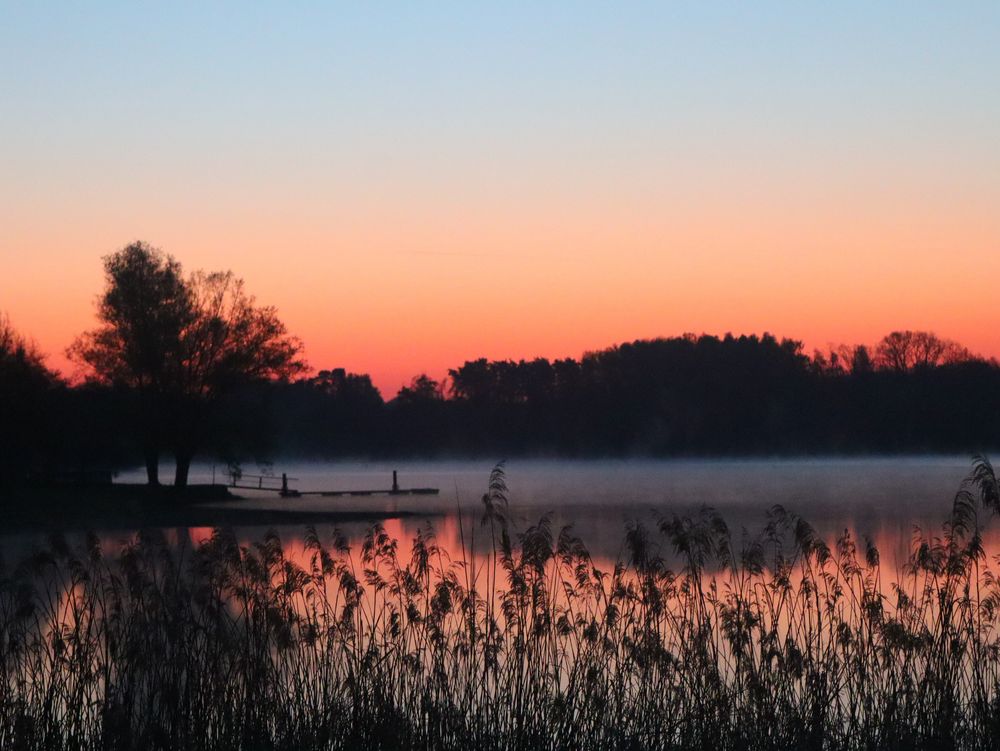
[{"xmin": 5, "ymin": 460, "xmax": 1000, "ymax": 750}]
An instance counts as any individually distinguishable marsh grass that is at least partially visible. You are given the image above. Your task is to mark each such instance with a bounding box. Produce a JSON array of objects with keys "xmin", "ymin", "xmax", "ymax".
[{"xmin": 4, "ymin": 460, "xmax": 1000, "ymax": 749}]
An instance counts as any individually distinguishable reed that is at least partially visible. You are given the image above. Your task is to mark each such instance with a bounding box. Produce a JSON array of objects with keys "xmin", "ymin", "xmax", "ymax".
[{"xmin": 4, "ymin": 459, "xmax": 1000, "ymax": 750}]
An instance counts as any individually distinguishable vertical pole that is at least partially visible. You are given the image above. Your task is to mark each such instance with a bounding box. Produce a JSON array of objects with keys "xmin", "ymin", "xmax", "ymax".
[
  {"xmin": 282, "ymin": 473, "xmax": 288, "ymax": 496},
  {"xmin": 392, "ymin": 470, "xmax": 399, "ymax": 492}
]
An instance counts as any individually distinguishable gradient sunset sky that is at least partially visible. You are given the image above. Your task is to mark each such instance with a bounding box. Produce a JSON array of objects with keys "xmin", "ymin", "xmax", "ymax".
[{"xmin": 1, "ymin": 3, "xmax": 998, "ymax": 395}]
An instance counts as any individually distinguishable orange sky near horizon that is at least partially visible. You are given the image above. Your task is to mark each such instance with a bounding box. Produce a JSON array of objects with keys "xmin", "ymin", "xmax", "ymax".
[{"xmin": 3, "ymin": 182, "xmax": 997, "ymax": 398}]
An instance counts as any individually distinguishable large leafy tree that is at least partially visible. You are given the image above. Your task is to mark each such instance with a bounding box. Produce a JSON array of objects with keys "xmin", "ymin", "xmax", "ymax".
[
  {"xmin": 69, "ymin": 242, "xmax": 193, "ymax": 484},
  {"xmin": 70, "ymin": 242, "xmax": 306, "ymax": 487}
]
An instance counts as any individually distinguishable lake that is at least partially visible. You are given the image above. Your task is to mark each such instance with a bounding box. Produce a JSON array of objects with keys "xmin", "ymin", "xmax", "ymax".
[{"xmin": 107, "ymin": 455, "xmax": 989, "ymax": 569}]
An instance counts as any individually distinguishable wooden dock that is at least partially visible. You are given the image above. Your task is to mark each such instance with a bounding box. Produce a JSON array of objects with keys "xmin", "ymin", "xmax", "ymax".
[{"xmin": 228, "ymin": 470, "xmax": 439, "ymax": 498}]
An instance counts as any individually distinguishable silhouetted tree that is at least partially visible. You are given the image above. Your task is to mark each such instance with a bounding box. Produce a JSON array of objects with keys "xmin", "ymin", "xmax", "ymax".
[
  {"xmin": 388, "ymin": 375, "xmax": 449, "ymax": 453},
  {"xmin": 395, "ymin": 374, "xmax": 445, "ymax": 404},
  {"xmin": 0, "ymin": 314, "xmax": 59, "ymax": 485},
  {"xmin": 875, "ymin": 331, "xmax": 969, "ymax": 372},
  {"xmin": 274, "ymin": 369, "xmax": 385, "ymax": 456},
  {"xmin": 70, "ymin": 242, "xmax": 305, "ymax": 487},
  {"xmin": 849, "ymin": 344, "xmax": 874, "ymax": 376},
  {"xmin": 449, "ymin": 359, "xmax": 494, "ymax": 403},
  {"xmin": 68, "ymin": 242, "xmax": 193, "ymax": 484},
  {"xmin": 0, "ymin": 314, "xmax": 50, "ymax": 379}
]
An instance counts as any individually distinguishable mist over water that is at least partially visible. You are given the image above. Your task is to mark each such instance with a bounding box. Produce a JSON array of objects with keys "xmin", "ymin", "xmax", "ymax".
[{"xmin": 108, "ymin": 455, "xmax": 979, "ymax": 566}]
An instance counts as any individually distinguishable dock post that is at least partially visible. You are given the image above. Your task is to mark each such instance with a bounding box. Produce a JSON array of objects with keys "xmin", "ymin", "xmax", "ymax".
[
  {"xmin": 392, "ymin": 470, "xmax": 399, "ymax": 492},
  {"xmin": 281, "ymin": 473, "xmax": 288, "ymax": 495}
]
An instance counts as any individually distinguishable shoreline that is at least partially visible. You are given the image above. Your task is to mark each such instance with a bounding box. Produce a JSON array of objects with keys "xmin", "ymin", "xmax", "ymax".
[{"xmin": 0, "ymin": 483, "xmax": 441, "ymax": 532}]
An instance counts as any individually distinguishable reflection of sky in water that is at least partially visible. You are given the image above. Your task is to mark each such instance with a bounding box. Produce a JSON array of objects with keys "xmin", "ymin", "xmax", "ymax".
[{"xmin": 34, "ymin": 457, "xmax": 987, "ymax": 573}]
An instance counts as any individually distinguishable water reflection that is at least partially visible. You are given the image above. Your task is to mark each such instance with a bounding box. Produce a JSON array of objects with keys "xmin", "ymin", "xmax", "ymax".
[{"xmin": 7, "ymin": 457, "xmax": 986, "ymax": 570}]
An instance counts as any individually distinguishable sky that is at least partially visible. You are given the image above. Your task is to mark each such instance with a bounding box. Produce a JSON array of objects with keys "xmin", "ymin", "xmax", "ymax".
[{"xmin": 1, "ymin": 2, "xmax": 998, "ymax": 396}]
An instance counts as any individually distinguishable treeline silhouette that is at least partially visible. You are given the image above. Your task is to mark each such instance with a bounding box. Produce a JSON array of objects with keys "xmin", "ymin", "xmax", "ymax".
[
  {"xmin": 271, "ymin": 331, "xmax": 1000, "ymax": 458},
  {"xmin": 4, "ymin": 313, "xmax": 1000, "ymax": 483}
]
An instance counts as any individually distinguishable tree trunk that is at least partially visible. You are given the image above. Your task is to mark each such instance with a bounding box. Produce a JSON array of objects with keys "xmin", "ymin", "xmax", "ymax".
[
  {"xmin": 174, "ymin": 452, "xmax": 194, "ymax": 488},
  {"xmin": 144, "ymin": 449, "xmax": 160, "ymax": 486}
]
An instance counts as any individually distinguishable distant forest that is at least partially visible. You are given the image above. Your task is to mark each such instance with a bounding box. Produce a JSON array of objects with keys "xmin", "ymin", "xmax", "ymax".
[
  {"xmin": 4, "ymin": 314, "xmax": 1000, "ymax": 481},
  {"xmin": 268, "ymin": 330, "xmax": 1000, "ymax": 458}
]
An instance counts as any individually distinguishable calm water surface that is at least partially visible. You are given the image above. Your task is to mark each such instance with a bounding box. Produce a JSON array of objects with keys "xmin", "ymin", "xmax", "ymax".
[{"xmin": 102, "ymin": 455, "xmax": 988, "ymax": 568}]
